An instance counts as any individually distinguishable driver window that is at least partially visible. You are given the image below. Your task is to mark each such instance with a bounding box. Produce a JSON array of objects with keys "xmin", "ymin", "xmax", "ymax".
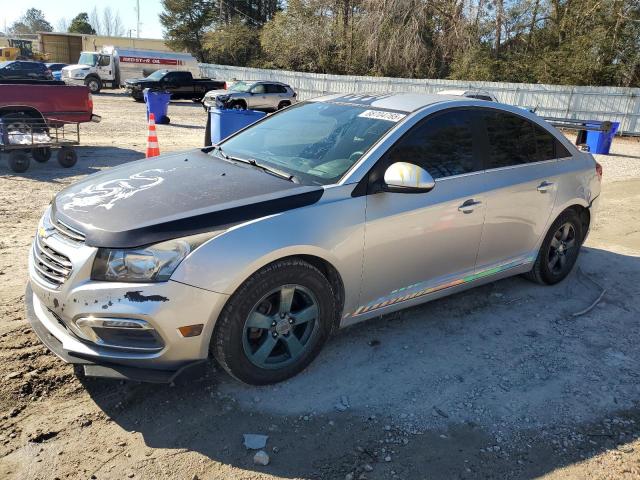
[
  {"xmin": 98, "ymin": 55, "xmax": 111, "ymax": 67},
  {"xmin": 251, "ymin": 84, "xmax": 265, "ymax": 94},
  {"xmin": 387, "ymin": 110, "xmax": 482, "ymax": 179}
]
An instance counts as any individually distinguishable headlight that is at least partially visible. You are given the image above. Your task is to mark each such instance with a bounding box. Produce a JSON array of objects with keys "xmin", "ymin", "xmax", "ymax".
[
  {"xmin": 73, "ymin": 72, "xmax": 87, "ymax": 78},
  {"xmin": 91, "ymin": 233, "xmax": 216, "ymax": 282}
]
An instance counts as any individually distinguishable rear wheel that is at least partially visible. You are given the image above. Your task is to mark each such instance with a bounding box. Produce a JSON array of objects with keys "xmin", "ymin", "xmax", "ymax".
[
  {"xmin": 212, "ymin": 258, "xmax": 335, "ymax": 385},
  {"xmin": 277, "ymin": 101, "xmax": 291, "ymax": 110},
  {"xmin": 32, "ymin": 147, "xmax": 51, "ymax": 163},
  {"xmin": 524, "ymin": 210, "xmax": 583, "ymax": 285},
  {"xmin": 57, "ymin": 146, "xmax": 78, "ymax": 168},
  {"xmin": 8, "ymin": 151, "xmax": 30, "ymax": 173}
]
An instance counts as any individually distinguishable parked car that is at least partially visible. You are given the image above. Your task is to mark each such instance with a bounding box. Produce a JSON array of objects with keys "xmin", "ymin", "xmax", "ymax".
[
  {"xmin": 46, "ymin": 63, "xmax": 68, "ymax": 81},
  {"xmin": 202, "ymin": 80, "xmax": 297, "ymax": 111},
  {"xmin": 0, "ymin": 61, "xmax": 53, "ymax": 81},
  {"xmin": 25, "ymin": 94, "xmax": 601, "ymax": 386},
  {"xmin": 124, "ymin": 70, "xmax": 225, "ymax": 102},
  {"xmin": 437, "ymin": 89, "xmax": 498, "ymax": 102}
]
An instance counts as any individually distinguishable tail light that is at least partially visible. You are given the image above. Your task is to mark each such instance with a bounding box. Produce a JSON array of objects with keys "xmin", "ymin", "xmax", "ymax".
[
  {"xmin": 88, "ymin": 93, "xmax": 93, "ymax": 113},
  {"xmin": 292, "ymin": 92, "xmax": 297, "ymax": 98},
  {"xmin": 224, "ymin": 82, "xmax": 228, "ymax": 90},
  {"xmin": 595, "ymin": 161, "xmax": 603, "ymax": 181}
]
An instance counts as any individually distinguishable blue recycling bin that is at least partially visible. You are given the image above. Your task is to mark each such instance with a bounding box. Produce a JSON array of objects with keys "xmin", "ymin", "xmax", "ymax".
[
  {"xmin": 206, "ymin": 108, "xmax": 266, "ymax": 146},
  {"xmin": 584, "ymin": 121, "xmax": 619, "ymax": 155},
  {"xmin": 143, "ymin": 88, "xmax": 171, "ymax": 125}
]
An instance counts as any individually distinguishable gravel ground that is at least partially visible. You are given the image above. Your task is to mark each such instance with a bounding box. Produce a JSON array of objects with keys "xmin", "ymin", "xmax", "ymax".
[{"xmin": 1, "ymin": 91, "xmax": 640, "ymax": 479}]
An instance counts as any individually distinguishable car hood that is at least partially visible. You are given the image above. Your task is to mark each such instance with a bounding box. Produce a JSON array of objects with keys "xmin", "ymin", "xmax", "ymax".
[
  {"xmin": 204, "ymin": 89, "xmax": 230, "ymax": 98},
  {"xmin": 53, "ymin": 149, "xmax": 323, "ymax": 248},
  {"xmin": 62, "ymin": 64, "xmax": 92, "ymax": 73}
]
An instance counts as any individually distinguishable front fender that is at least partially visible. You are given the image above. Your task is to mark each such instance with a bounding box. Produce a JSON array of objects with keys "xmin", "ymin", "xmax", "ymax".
[{"xmin": 171, "ymin": 185, "xmax": 366, "ymax": 315}]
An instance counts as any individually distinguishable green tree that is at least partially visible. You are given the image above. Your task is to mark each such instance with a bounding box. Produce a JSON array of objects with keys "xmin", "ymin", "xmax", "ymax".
[
  {"xmin": 205, "ymin": 19, "xmax": 262, "ymax": 66},
  {"xmin": 160, "ymin": 0, "xmax": 216, "ymax": 62},
  {"xmin": 68, "ymin": 13, "xmax": 96, "ymax": 35},
  {"xmin": 9, "ymin": 8, "xmax": 53, "ymax": 34}
]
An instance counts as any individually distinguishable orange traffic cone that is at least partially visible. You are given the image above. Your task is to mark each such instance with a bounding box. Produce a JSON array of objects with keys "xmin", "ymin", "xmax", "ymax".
[{"xmin": 146, "ymin": 113, "xmax": 160, "ymax": 158}]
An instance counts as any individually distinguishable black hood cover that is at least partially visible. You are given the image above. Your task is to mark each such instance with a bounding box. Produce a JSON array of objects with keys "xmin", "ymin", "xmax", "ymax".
[{"xmin": 53, "ymin": 149, "xmax": 323, "ymax": 248}]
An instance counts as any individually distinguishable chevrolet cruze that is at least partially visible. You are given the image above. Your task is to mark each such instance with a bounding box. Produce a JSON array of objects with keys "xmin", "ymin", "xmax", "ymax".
[{"xmin": 26, "ymin": 93, "xmax": 601, "ymax": 385}]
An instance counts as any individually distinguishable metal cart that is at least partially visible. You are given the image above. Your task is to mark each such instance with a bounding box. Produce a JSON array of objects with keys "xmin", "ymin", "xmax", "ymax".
[{"xmin": 0, "ymin": 117, "xmax": 80, "ymax": 173}]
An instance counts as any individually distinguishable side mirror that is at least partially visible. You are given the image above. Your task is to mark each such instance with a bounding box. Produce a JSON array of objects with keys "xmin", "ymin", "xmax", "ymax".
[{"xmin": 383, "ymin": 162, "xmax": 435, "ymax": 193}]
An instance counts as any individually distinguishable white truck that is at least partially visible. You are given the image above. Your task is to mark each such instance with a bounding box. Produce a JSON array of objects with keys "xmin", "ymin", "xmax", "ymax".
[{"xmin": 61, "ymin": 46, "xmax": 200, "ymax": 93}]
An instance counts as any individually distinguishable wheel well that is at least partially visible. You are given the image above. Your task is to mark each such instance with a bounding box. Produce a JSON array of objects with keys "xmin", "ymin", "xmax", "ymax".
[
  {"xmin": 566, "ymin": 205, "xmax": 591, "ymax": 240},
  {"xmin": 0, "ymin": 106, "xmax": 45, "ymax": 123},
  {"xmin": 296, "ymin": 255, "xmax": 345, "ymax": 331}
]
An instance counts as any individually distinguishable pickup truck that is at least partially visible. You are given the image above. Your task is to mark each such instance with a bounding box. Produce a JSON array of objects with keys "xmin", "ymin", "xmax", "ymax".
[
  {"xmin": 124, "ymin": 70, "xmax": 226, "ymax": 102},
  {"xmin": 0, "ymin": 81, "xmax": 100, "ymax": 125}
]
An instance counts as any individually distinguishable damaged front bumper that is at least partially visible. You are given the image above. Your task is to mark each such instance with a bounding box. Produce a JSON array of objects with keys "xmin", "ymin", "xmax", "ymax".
[{"xmin": 26, "ymin": 245, "xmax": 229, "ymax": 382}]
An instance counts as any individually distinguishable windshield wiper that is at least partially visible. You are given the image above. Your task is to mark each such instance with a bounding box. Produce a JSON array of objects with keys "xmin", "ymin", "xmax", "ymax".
[{"xmin": 214, "ymin": 146, "xmax": 299, "ymax": 183}]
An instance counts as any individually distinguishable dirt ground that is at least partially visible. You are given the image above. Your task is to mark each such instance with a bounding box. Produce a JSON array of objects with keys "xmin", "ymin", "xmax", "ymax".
[{"xmin": 1, "ymin": 91, "xmax": 640, "ymax": 480}]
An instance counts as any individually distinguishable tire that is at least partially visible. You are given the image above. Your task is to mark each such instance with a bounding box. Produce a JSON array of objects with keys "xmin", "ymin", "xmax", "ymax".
[
  {"xmin": 230, "ymin": 101, "xmax": 247, "ymax": 110},
  {"xmin": 85, "ymin": 77, "xmax": 102, "ymax": 94},
  {"xmin": 8, "ymin": 151, "xmax": 30, "ymax": 173},
  {"xmin": 32, "ymin": 147, "xmax": 51, "ymax": 163},
  {"xmin": 212, "ymin": 258, "xmax": 335, "ymax": 385},
  {"xmin": 134, "ymin": 97, "xmax": 144, "ymax": 103},
  {"xmin": 524, "ymin": 209, "xmax": 584, "ymax": 285},
  {"xmin": 277, "ymin": 101, "xmax": 291, "ymax": 110},
  {"xmin": 57, "ymin": 147, "xmax": 78, "ymax": 168}
]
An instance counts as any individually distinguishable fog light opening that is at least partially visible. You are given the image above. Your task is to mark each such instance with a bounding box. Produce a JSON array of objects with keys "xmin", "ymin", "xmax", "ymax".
[{"xmin": 178, "ymin": 324, "xmax": 204, "ymax": 337}]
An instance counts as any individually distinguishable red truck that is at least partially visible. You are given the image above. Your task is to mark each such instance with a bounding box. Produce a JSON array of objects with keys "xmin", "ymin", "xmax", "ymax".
[
  {"xmin": 0, "ymin": 81, "xmax": 100, "ymax": 125},
  {"xmin": 0, "ymin": 80, "xmax": 100, "ymax": 172}
]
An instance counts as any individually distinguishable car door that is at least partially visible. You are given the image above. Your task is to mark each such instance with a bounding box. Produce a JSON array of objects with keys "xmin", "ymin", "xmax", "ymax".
[
  {"xmin": 474, "ymin": 109, "xmax": 561, "ymax": 270},
  {"xmin": 358, "ymin": 109, "xmax": 487, "ymax": 315}
]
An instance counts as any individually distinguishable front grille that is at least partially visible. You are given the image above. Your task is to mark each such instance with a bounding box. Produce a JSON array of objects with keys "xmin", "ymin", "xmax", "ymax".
[
  {"xmin": 51, "ymin": 216, "xmax": 86, "ymax": 243},
  {"xmin": 33, "ymin": 235, "xmax": 72, "ymax": 287},
  {"xmin": 62, "ymin": 70, "xmax": 70, "ymax": 79}
]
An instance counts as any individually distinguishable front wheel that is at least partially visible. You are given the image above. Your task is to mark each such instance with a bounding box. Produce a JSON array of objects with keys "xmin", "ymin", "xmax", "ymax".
[
  {"xmin": 8, "ymin": 151, "xmax": 30, "ymax": 173},
  {"xmin": 524, "ymin": 210, "xmax": 584, "ymax": 285},
  {"xmin": 212, "ymin": 259, "xmax": 335, "ymax": 385},
  {"xmin": 85, "ymin": 77, "xmax": 102, "ymax": 94}
]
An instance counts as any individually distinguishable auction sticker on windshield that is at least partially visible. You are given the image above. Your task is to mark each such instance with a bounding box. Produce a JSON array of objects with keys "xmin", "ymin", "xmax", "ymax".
[{"xmin": 358, "ymin": 110, "xmax": 406, "ymax": 122}]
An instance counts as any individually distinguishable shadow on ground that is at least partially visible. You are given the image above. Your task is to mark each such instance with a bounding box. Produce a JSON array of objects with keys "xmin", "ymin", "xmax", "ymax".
[
  {"xmin": 76, "ymin": 246, "xmax": 640, "ymax": 479},
  {"xmin": 0, "ymin": 146, "xmax": 144, "ymax": 181}
]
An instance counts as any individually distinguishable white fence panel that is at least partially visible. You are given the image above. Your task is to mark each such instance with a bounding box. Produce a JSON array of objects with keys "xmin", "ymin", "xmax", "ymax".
[{"xmin": 200, "ymin": 64, "xmax": 640, "ymax": 135}]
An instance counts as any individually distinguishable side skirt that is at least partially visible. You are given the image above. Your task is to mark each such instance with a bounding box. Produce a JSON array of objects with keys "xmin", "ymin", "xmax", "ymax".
[{"xmin": 340, "ymin": 260, "xmax": 533, "ymax": 328}]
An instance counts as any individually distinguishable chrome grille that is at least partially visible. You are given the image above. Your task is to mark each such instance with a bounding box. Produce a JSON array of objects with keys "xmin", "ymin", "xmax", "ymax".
[
  {"xmin": 51, "ymin": 216, "xmax": 86, "ymax": 243},
  {"xmin": 33, "ymin": 235, "xmax": 72, "ymax": 287}
]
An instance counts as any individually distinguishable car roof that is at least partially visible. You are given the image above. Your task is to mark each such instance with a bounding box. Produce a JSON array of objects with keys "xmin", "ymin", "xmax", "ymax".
[{"xmin": 312, "ymin": 93, "xmax": 465, "ymax": 113}]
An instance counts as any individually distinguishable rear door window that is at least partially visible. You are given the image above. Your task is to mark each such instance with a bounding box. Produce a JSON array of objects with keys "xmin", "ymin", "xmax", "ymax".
[
  {"xmin": 483, "ymin": 111, "xmax": 538, "ymax": 168},
  {"xmin": 387, "ymin": 110, "xmax": 482, "ymax": 179},
  {"xmin": 265, "ymin": 84, "xmax": 280, "ymax": 94},
  {"xmin": 483, "ymin": 110, "xmax": 570, "ymax": 167}
]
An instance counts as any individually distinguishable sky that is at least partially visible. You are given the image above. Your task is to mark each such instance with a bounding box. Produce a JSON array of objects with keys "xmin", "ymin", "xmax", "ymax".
[{"xmin": 2, "ymin": 0, "xmax": 165, "ymax": 39}]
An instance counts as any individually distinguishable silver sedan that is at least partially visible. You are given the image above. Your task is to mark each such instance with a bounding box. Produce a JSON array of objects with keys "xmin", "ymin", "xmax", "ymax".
[{"xmin": 26, "ymin": 93, "xmax": 601, "ymax": 385}]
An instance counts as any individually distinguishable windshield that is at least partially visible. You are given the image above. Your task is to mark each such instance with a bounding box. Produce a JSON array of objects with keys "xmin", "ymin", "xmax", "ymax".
[
  {"xmin": 0, "ymin": 61, "xmax": 10, "ymax": 69},
  {"xmin": 78, "ymin": 52, "xmax": 98, "ymax": 66},
  {"xmin": 145, "ymin": 70, "xmax": 168, "ymax": 81},
  {"xmin": 229, "ymin": 81, "xmax": 252, "ymax": 92},
  {"xmin": 218, "ymin": 102, "xmax": 404, "ymax": 185}
]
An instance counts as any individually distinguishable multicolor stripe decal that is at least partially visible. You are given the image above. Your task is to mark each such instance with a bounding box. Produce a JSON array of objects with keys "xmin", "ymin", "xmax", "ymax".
[{"xmin": 346, "ymin": 255, "xmax": 535, "ymax": 318}]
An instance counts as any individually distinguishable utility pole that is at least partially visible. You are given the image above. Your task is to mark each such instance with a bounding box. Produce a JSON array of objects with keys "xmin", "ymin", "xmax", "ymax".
[{"xmin": 136, "ymin": 0, "xmax": 141, "ymax": 38}]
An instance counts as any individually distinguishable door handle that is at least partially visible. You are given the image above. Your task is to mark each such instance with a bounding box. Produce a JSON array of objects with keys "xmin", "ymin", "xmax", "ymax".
[
  {"xmin": 537, "ymin": 181, "xmax": 554, "ymax": 193},
  {"xmin": 458, "ymin": 199, "xmax": 482, "ymax": 214}
]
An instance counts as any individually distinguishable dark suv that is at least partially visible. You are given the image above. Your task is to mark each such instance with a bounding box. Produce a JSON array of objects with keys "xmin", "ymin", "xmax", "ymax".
[{"xmin": 0, "ymin": 61, "xmax": 53, "ymax": 81}]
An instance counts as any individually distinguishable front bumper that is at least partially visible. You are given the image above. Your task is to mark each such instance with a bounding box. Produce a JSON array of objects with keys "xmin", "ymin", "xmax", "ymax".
[
  {"xmin": 26, "ymin": 232, "xmax": 229, "ymax": 382},
  {"xmin": 63, "ymin": 77, "xmax": 87, "ymax": 87}
]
